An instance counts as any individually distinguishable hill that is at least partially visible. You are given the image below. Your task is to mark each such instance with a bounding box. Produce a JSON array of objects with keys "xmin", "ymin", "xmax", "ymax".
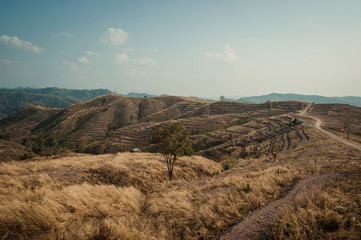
[
  {"xmin": 0, "ymin": 94, "xmax": 309, "ymax": 160},
  {"xmin": 0, "ymin": 120, "xmax": 360, "ymax": 239},
  {"xmin": 0, "ymin": 94, "xmax": 361, "ymax": 239},
  {"xmin": 2, "ymin": 94, "xmax": 361, "ymax": 163},
  {"xmin": 0, "ymin": 87, "xmax": 113, "ymax": 119},
  {"xmin": 237, "ymin": 93, "xmax": 361, "ymax": 106}
]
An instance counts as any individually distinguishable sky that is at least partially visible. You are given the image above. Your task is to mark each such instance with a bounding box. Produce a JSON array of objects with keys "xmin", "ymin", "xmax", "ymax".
[{"xmin": 0, "ymin": 0, "xmax": 361, "ymax": 98}]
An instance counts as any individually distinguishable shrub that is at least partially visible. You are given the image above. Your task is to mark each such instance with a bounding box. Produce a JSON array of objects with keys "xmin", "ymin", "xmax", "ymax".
[
  {"xmin": 288, "ymin": 117, "xmax": 303, "ymax": 126},
  {"xmin": 223, "ymin": 162, "xmax": 232, "ymax": 170},
  {"xmin": 242, "ymin": 184, "xmax": 252, "ymax": 193},
  {"xmin": 20, "ymin": 152, "xmax": 34, "ymax": 160}
]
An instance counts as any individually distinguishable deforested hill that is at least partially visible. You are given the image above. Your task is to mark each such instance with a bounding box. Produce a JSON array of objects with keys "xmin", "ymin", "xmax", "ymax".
[
  {"xmin": 237, "ymin": 93, "xmax": 361, "ymax": 107},
  {"xmin": 0, "ymin": 94, "xmax": 309, "ymax": 161},
  {"xmin": 0, "ymin": 87, "xmax": 113, "ymax": 119},
  {"xmin": 1, "ymin": 95, "xmax": 361, "ymax": 239}
]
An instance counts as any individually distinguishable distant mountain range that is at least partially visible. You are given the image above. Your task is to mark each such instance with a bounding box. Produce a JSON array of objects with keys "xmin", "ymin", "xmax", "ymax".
[
  {"xmin": 2, "ymin": 88, "xmax": 361, "ymax": 119},
  {"xmin": 0, "ymin": 87, "xmax": 113, "ymax": 119},
  {"xmin": 237, "ymin": 93, "xmax": 361, "ymax": 107},
  {"xmin": 126, "ymin": 92, "xmax": 156, "ymax": 98}
]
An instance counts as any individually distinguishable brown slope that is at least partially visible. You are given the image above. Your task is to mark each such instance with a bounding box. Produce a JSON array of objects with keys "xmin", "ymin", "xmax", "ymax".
[
  {"xmin": 0, "ymin": 95, "xmax": 309, "ymax": 158},
  {"xmin": 0, "ymin": 105, "xmax": 63, "ymax": 142}
]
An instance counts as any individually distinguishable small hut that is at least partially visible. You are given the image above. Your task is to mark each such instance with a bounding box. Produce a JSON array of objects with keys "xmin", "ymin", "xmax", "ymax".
[{"xmin": 131, "ymin": 147, "xmax": 140, "ymax": 153}]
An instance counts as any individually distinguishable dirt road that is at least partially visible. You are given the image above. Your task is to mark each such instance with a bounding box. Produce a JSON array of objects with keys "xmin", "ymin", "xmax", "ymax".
[{"xmin": 299, "ymin": 104, "xmax": 361, "ymax": 151}]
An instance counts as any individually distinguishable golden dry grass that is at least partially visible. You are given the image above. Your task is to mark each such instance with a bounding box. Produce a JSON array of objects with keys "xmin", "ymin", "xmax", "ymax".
[
  {"xmin": 271, "ymin": 175, "xmax": 361, "ymax": 240},
  {"xmin": 1, "ymin": 114, "xmax": 360, "ymax": 239},
  {"xmin": 0, "ymin": 152, "xmax": 309, "ymax": 239}
]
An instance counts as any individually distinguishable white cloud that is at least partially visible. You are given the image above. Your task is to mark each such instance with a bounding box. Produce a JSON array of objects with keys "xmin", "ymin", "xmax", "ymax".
[
  {"xmin": 133, "ymin": 57, "xmax": 156, "ymax": 66},
  {"xmin": 0, "ymin": 34, "xmax": 43, "ymax": 53},
  {"xmin": 51, "ymin": 32, "xmax": 72, "ymax": 39},
  {"xmin": 78, "ymin": 56, "xmax": 90, "ymax": 64},
  {"xmin": 101, "ymin": 27, "xmax": 128, "ymax": 46},
  {"xmin": 86, "ymin": 50, "xmax": 100, "ymax": 56},
  {"xmin": 115, "ymin": 53, "xmax": 130, "ymax": 65},
  {"xmin": 116, "ymin": 53, "xmax": 156, "ymax": 67},
  {"xmin": 206, "ymin": 45, "xmax": 246, "ymax": 67},
  {"xmin": 222, "ymin": 45, "xmax": 239, "ymax": 63}
]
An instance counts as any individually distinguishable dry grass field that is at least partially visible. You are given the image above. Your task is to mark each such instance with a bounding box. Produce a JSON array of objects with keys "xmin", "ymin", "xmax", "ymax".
[
  {"xmin": 0, "ymin": 97, "xmax": 360, "ymax": 239},
  {"xmin": 1, "ymin": 135, "xmax": 360, "ymax": 239},
  {"xmin": 270, "ymin": 174, "xmax": 361, "ymax": 240},
  {"xmin": 0, "ymin": 152, "xmax": 306, "ymax": 239}
]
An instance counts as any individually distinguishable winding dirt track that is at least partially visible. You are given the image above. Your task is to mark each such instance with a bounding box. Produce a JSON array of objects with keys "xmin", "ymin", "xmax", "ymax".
[
  {"xmin": 299, "ymin": 104, "xmax": 361, "ymax": 151},
  {"xmin": 218, "ymin": 104, "xmax": 361, "ymax": 240},
  {"xmin": 219, "ymin": 173, "xmax": 348, "ymax": 240}
]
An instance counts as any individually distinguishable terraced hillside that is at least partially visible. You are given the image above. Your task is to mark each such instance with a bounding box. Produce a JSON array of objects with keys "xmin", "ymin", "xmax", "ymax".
[
  {"xmin": 1, "ymin": 96, "xmax": 361, "ymax": 239},
  {"xmin": 190, "ymin": 116, "xmax": 310, "ymax": 161},
  {"xmin": 0, "ymin": 95, "xmax": 308, "ymax": 160},
  {"xmin": 1, "ymin": 115, "xmax": 360, "ymax": 239}
]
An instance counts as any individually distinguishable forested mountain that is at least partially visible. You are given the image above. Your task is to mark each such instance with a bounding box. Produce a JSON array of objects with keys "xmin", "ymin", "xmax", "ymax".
[
  {"xmin": 237, "ymin": 93, "xmax": 361, "ymax": 106},
  {"xmin": 0, "ymin": 87, "xmax": 113, "ymax": 119}
]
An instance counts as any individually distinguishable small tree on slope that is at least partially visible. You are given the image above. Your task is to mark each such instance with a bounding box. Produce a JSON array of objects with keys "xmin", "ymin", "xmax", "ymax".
[{"xmin": 155, "ymin": 122, "xmax": 193, "ymax": 180}]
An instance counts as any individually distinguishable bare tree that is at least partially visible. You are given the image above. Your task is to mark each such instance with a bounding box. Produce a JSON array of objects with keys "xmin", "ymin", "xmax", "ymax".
[
  {"xmin": 341, "ymin": 109, "xmax": 358, "ymax": 139},
  {"xmin": 96, "ymin": 143, "xmax": 107, "ymax": 154},
  {"xmin": 268, "ymin": 132, "xmax": 282, "ymax": 161},
  {"xmin": 77, "ymin": 136, "xmax": 88, "ymax": 153},
  {"xmin": 265, "ymin": 100, "xmax": 272, "ymax": 113}
]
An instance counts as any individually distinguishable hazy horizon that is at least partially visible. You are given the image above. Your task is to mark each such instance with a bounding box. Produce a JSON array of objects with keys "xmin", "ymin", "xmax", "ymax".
[
  {"xmin": 1, "ymin": 0, "xmax": 361, "ymax": 98},
  {"xmin": 4, "ymin": 87, "xmax": 361, "ymax": 100}
]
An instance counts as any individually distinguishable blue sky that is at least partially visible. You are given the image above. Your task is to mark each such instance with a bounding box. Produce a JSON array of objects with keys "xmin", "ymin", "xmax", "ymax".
[{"xmin": 1, "ymin": 0, "xmax": 361, "ymax": 98}]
